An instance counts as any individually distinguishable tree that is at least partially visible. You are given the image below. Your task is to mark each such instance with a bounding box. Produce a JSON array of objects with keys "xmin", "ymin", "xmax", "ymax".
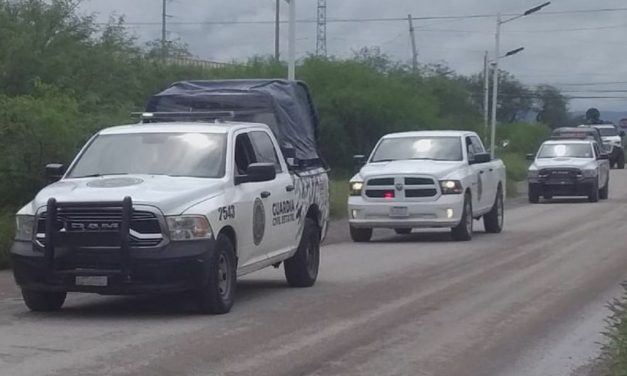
[{"xmin": 535, "ymin": 85, "xmax": 569, "ymax": 128}]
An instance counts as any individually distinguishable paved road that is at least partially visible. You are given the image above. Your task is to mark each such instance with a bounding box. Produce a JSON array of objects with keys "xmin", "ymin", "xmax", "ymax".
[{"xmin": 2, "ymin": 173, "xmax": 627, "ymax": 376}]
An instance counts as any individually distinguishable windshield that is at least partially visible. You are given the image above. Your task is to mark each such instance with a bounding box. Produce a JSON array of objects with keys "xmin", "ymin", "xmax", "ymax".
[
  {"xmin": 371, "ymin": 136, "xmax": 463, "ymax": 162},
  {"xmin": 596, "ymin": 127, "xmax": 618, "ymax": 137},
  {"xmin": 68, "ymin": 133, "xmax": 227, "ymax": 178},
  {"xmin": 537, "ymin": 143, "xmax": 593, "ymax": 159}
]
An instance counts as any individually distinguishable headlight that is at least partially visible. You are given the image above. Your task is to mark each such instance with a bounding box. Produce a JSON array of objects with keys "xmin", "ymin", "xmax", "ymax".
[
  {"xmin": 349, "ymin": 181, "xmax": 364, "ymax": 196},
  {"xmin": 166, "ymin": 216, "xmax": 213, "ymax": 241},
  {"xmin": 439, "ymin": 180, "xmax": 463, "ymax": 194},
  {"xmin": 582, "ymin": 169, "xmax": 597, "ymax": 178},
  {"xmin": 15, "ymin": 215, "xmax": 35, "ymax": 241},
  {"xmin": 528, "ymin": 169, "xmax": 539, "ymax": 178}
]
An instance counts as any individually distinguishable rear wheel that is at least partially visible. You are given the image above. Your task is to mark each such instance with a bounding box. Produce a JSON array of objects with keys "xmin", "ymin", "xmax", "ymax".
[
  {"xmin": 350, "ymin": 226, "xmax": 372, "ymax": 242},
  {"xmin": 21, "ymin": 290, "xmax": 66, "ymax": 312},
  {"xmin": 394, "ymin": 228, "xmax": 412, "ymax": 235},
  {"xmin": 484, "ymin": 187, "xmax": 504, "ymax": 233},
  {"xmin": 451, "ymin": 194, "xmax": 473, "ymax": 241},
  {"xmin": 528, "ymin": 185, "xmax": 540, "ymax": 204},
  {"xmin": 285, "ymin": 218, "xmax": 320, "ymax": 287},
  {"xmin": 196, "ymin": 234, "xmax": 237, "ymax": 314}
]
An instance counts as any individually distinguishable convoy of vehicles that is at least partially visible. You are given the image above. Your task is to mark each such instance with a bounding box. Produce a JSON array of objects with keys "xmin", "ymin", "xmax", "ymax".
[
  {"xmin": 527, "ymin": 139, "xmax": 610, "ymax": 203},
  {"xmin": 347, "ymin": 131, "xmax": 506, "ymax": 242},
  {"xmin": 11, "ymin": 80, "xmax": 329, "ymax": 314}
]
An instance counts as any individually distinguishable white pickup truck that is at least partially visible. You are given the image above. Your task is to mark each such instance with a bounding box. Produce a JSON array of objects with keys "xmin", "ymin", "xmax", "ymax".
[{"xmin": 348, "ymin": 131, "xmax": 506, "ymax": 241}]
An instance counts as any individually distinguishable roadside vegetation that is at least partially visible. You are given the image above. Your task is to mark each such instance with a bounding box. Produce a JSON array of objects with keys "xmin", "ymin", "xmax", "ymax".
[
  {"xmin": 0, "ymin": 0, "xmax": 572, "ymax": 265},
  {"xmin": 600, "ymin": 284, "xmax": 627, "ymax": 376}
]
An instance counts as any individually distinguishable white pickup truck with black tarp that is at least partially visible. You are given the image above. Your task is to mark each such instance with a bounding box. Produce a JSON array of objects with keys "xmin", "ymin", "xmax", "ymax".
[{"xmin": 11, "ymin": 80, "xmax": 329, "ymax": 314}]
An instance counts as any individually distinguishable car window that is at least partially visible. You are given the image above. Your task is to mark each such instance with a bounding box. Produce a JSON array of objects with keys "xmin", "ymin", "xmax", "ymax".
[
  {"xmin": 234, "ymin": 133, "xmax": 256, "ymax": 176},
  {"xmin": 249, "ymin": 131, "xmax": 282, "ymax": 173},
  {"xmin": 470, "ymin": 136, "xmax": 485, "ymax": 154}
]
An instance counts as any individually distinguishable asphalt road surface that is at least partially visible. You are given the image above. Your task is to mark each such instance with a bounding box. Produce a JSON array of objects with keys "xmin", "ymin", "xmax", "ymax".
[{"xmin": 2, "ymin": 173, "xmax": 627, "ymax": 376}]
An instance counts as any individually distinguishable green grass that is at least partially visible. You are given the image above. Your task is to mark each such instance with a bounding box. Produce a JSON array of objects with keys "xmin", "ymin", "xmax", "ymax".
[
  {"xmin": 0, "ymin": 212, "xmax": 13, "ymax": 270},
  {"xmin": 329, "ymin": 179, "xmax": 349, "ymax": 219},
  {"xmin": 501, "ymin": 152, "xmax": 530, "ymax": 198}
]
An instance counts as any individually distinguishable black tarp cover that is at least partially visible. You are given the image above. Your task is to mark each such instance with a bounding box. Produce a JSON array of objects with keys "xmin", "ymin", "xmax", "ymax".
[{"xmin": 146, "ymin": 80, "xmax": 321, "ymax": 163}]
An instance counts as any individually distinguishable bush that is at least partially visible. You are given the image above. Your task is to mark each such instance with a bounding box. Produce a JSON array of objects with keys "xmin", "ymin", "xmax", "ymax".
[
  {"xmin": 602, "ymin": 283, "xmax": 627, "ymax": 375},
  {"xmin": 0, "ymin": 212, "xmax": 13, "ymax": 269}
]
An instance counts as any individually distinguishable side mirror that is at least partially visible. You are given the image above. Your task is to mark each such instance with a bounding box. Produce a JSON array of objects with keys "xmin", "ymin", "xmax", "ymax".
[
  {"xmin": 471, "ymin": 152, "xmax": 491, "ymax": 164},
  {"xmin": 281, "ymin": 145, "xmax": 297, "ymax": 169},
  {"xmin": 526, "ymin": 153, "xmax": 535, "ymax": 161},
  {"xmin": 235, "ymin": 163, "xmax": 276, "ymax": 185},
  {"xmin": 598, "ymin": 153, "xmax": 609, "ymax": 160},
  {"xmin": 353, "ymin": 154, "xmax": 366, "ymax": 171},
  {"xmin": 46, "ymin": 163, "xmax": 66, "ymax": 184}
]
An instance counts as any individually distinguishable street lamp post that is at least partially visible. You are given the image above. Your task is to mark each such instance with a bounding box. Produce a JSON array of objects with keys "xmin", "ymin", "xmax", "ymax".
[
  {"xmin": 490, "ymin": 2, "xmax": 550, "ymax": 158},
  {"xmin": 287, "ymin": 0, "xmax": 296, "ymax": 80},
  {"xmin": 484, "ymin": 47, "xmax": 524, "ymax": 145}
]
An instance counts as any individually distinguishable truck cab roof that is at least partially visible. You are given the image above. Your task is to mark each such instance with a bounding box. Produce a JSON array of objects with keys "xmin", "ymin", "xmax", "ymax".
[
  {"xmin": 99, "ymin": 121, "xmax": 271, "ymax": 136},
  {"xmin": 382, "ymin": 130, "xmax": 477, "ymax": 139}
]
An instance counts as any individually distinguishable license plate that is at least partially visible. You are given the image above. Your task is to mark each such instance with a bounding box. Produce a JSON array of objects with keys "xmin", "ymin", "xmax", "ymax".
[
  {"xmin": 390, "ymin": 207, "xmax": 409, "ymax": 218},
  {"xmin": 75, "ymin": 276, "xmax": 108, "ymax": 287}
]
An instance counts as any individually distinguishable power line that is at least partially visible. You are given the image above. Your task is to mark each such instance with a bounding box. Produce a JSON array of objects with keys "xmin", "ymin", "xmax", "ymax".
[{"xmin": 99, "ymin": 7, "xmax": 627, "ymax": 27}]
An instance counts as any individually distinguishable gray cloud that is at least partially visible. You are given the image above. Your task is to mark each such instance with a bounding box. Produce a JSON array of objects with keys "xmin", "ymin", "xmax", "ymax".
[{"xmin": 80, "ymin": 0, "xmax": 627, "ymax": 111}]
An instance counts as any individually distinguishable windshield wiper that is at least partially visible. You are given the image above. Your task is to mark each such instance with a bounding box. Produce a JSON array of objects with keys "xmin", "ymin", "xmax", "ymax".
[{"xmin": 73, "ymin": 173, "xmax": 129, "ymax": 179}]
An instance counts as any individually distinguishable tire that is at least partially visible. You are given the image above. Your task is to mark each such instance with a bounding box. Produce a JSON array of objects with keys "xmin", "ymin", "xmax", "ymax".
[
  {"xmin": 618, "ymin": 152, "xmax": 625, "ymax": 169},
  {"xmin": 600, "ymin": 177, "xmax": 609, "ymax": 200},
  {"xmin": 350, "ymin": 226, "xmax": 372, "ymax": 242},
  {"xmin": 451, "ymin": 193, "xmax": 473, "ymax": 241},
  {"xmin": 394, "ymin": 228, "xmax": 412, "ymax": 235},
  {"xmin": 285, "ymin": 218, "xmax": 320, "ymax": 288},
  {"xmin": 196, "ymin": 234, "xmax": 237, "ymax": 315},
  {"xmin": 21, "ymin": 290, "xmax": 66, "ymax": 312},
  {"xmin": 588, "ymin": 181, "xmax": 599, "ymax": 203},
  {"xmin": 528, "ymin": 184, "xmax": 540, "ymax": 204},
  {"xmin": 484, "ymin": 186, "xmax": 504, "ymax": 234}
]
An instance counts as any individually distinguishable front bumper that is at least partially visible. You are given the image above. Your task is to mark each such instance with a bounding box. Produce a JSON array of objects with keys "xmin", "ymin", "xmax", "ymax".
[
  {"xmin": 529, "ymin": 176, "xmax": 596, "ymax": 197},
  {"xmin": 348, "ymin": 194, "xmax": 464, "ymax": 229},
  {"xmin": 11, "ymin": 239, "xmax": 215, "ymax": 294}
]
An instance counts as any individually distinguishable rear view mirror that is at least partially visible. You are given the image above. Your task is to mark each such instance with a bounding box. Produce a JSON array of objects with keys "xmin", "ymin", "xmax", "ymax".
[
  {"xmin": 235, "ymin": 163, "xmax": 276, "ymax": 185},
  {"xmin": 281, "ymin": 145, "xmax": 297, "ymax": 169},
  {"xmin": 526, "ymin": 153, "xmax": 535, "ymax": 161},
  {"xmin": 46, "ymin": 164, "xmax": 66, "ymax": 184}
]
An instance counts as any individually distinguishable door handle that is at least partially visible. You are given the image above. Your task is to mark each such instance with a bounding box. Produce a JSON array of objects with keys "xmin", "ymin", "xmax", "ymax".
[
  {"xmin": 285, "ymin": 185, "xmax": 295, "ymax": 192},
  {"xmin": 479, "ymin": 170, "xmax": 485, "ymax": 174},
  {"xmin": 260, "ymin": 191, "xmax": 271, "ymax": 199},
  {"xmin": 489, "ymin": 168, "xmax": 494, "ymax": 172}
]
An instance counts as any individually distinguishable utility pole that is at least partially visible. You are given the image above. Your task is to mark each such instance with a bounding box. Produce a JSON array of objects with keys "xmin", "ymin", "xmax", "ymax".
[
  {"xmin": 490, "ymin": 13, "xmax": 501, "ymax": 159},
  {"xmin": 275, "ymin": 0, "xmax": 280, "ymax": 61},
  {"xmin": 316, "ymin": 0, "xmax": 327, "ymax": 56},
  {"xmin": 408, "ymin": 14, "xmax": 418, "ymax": 74},
  {"xmin": 287, "ymin": 0, "xmax": 296, "ymax": 79},
  {"xmin": 484, "ymin": 51, "xmax": 490, "ymax": 144},
  {"xmin": 161, "ymin": 0, "xmax": 167, "ymax": 59}
]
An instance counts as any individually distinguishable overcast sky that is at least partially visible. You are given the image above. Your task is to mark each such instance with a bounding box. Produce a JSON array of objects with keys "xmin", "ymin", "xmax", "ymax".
[{"xmin": 79, "ymin": 0, "xmax": 627, "ymax": 112}]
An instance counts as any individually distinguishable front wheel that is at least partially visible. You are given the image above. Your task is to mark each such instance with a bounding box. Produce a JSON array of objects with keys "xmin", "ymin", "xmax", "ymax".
[
  {"xmin": 484, "ymin": 187, "xmax": 504, "ymax": 233},
  {"xmin": 528, "ymin": 184, "xmax": 540, "ymax": 204},
  {"xmin": 21, "ymin": 290, "xmax": 66, "ymax": 312},
  {"xmin": 588, "ymin": 181, "xmax": 599, "ymax": 203},
  {"xmin": 350, "ymin": 226, "xmax": 372, "ymax": 242},
  {"xmin": 451, "ymin": 193, "xmax": 473, "ymax": 241},
  {"xmin": 285, "ymin": 218, "xmax": 320, "ymax": 288},
  {"xmin": 196, "ymin": 234, "xmax": 237, "ymax": 314},
  {"xmin": 600, "ymin": 177, "xmax": 609, "ymax": 200}
]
